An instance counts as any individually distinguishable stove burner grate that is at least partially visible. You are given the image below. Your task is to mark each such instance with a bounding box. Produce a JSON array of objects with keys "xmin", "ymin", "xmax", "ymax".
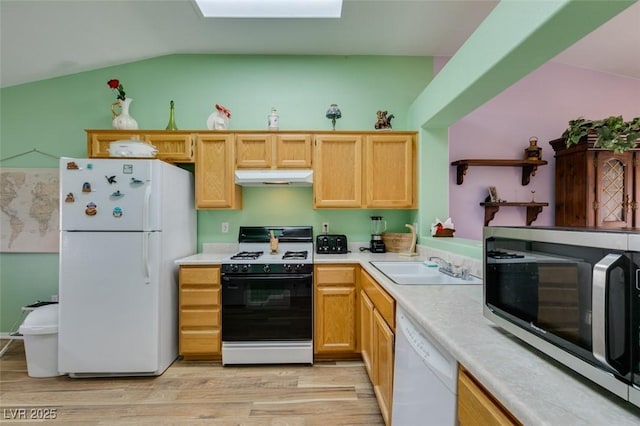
[
  {"xmin": 230, "ymin": 251, "xmax": 264, "ymax": 260},
  {"xmin": 282, "ymin": 250, "xmax": 308, "ymax": 260},
  {"xmin": 487, "ymin": 250, "xmax": 525, "ymax": 259}
]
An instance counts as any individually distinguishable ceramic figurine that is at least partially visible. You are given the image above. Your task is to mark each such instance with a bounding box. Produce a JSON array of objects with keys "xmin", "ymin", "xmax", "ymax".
[{"xmin": 375, "ymin": 110, "xmax": 394, "ymax": 130}]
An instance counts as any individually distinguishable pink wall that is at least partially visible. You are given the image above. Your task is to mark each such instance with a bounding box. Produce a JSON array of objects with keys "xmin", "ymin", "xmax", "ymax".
[{"xmin": 445, "ymin": 59, "xmax": 640, "ymax": 240}]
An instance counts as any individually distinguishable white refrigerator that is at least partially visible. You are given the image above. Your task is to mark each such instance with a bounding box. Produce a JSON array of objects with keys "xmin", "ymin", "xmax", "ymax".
[{"xmin": 58, "ymin": 157, "xmax": 196, "ymax": 377}]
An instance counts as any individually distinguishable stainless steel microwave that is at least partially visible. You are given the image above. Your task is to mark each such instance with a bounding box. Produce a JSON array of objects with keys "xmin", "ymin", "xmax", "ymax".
[{"xmin": 483, "ymin": 226, "xmax": 640, "ymax": 408}]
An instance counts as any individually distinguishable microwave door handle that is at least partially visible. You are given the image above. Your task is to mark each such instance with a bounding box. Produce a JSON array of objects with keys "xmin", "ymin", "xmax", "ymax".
[{"xmin": 592, "ymin": 253, "xmax": 623, "ymax": 373}]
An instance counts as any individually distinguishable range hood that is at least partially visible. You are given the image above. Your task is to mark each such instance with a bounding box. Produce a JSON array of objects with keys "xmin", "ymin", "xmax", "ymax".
[{"xmin": 234, "ymin": 169, "xmax": 313, "ymax": 186}]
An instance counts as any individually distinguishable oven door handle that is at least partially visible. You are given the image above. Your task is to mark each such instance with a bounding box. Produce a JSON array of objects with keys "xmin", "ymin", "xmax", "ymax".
[
  {"xmin": 592, "ymin": 253, "xmax": 624, "ymax": 373},
  {"xmin": 222, "ymin": 273, "xmax": 312, "ymax": 281}
]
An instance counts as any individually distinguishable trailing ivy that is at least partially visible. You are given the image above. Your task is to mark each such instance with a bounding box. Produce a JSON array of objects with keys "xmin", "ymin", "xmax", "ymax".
[{"xmin": 562, "ymin": 116, "xmax": 640, "ymax": 154}]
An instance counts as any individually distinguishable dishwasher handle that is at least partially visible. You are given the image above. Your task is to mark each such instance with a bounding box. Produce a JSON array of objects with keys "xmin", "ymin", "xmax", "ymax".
[{"xmin": 397, "ymin": 309, "xmax": 458, "ymax": 393}]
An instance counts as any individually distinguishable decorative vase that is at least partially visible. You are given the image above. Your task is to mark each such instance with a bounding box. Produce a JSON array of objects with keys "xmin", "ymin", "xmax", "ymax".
[
  {"xmin": 165, "ymin": 100, "xmax": 178, "ymax": 130},
  {"xmin": 111, "ymin": 98, "xmax": 138, "ymax": 130},
  {"xmin": 207, "ymin": 111, "xmax": 230, "ymax": 130}
]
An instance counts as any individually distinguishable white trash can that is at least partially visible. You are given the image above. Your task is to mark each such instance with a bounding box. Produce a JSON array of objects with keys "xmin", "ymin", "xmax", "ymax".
[{"xmin": 19, "ymin": 304, "xmax": 61, "ymax": 377}]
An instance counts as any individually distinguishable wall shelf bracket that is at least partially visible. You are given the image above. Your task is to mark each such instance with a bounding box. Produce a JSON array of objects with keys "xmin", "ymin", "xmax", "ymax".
[
  {"xmin": 480, "ymin": 202, "xmax": 549, "ymax": 226},
  {"xmin": 451, "ymin": 159, "xmax": 547, "ymax": 185}
]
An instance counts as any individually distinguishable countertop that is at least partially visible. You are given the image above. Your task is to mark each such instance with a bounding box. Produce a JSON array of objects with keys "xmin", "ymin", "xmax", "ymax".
[{"xmin": 175, "ymin": 248, "xmax": 640, "ymax": 425}]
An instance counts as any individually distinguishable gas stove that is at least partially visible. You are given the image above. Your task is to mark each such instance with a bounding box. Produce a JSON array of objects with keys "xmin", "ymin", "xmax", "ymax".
[
  {"xmin": 222, "ymin": 226, "xmax": 313, "ymax": 274},
  {"xmin": 221, "ymin": 226, "xmax": 314, "ymax": 366}
]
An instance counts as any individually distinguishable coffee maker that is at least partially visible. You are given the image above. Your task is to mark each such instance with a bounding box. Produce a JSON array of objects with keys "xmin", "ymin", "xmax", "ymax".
[{"xmin": 370, "ymin": 216, "xmax": 386, "ymax": 253}]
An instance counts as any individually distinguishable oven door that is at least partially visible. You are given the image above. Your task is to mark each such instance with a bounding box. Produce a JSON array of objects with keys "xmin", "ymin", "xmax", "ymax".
[{"xmin": 221, "ymin": 273, "xmax": 312, "ymax": 341}]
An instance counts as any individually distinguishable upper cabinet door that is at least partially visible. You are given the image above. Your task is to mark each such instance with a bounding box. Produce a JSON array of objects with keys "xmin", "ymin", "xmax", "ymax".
[
  {"xmin": 276, "ymin": 134, "xmax": 312, "ymax": 168},
  {"xmin": 143, "ymin": 133, "xmax": 194, "ymax": 163},
  {"xmin": 594, "ymin": 151, "xmax": 635, "ymax": 228},
  {"xmin": 86, "ymin": 131, "xmax": 143, "ymax": 158},
  {"xmin": 364, "ymin": 134, "xmax": 416, "ymax": 208},
  {"xmin": 196, "ymin": 134, "xmax": 242, "ymax": 209},
  {"xmin": 86, "ymin": 130, "xmax": 194, "ymax": 163},
  {"xmin": 313, "ymin": 134, "xmax": 363, "ymax": 208},
  {"xmin": 236, "ymin": 134, "xmax": 274, "ymax": 168}
]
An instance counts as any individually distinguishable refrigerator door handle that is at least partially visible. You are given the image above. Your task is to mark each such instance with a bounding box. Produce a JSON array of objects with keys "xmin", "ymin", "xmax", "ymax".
[
  {"xmin": 143, "ymin": 232, "xmax": 151, "ymax": 284},
  {"xmin": 143, "ymin": 183, "xmax": 152, "ymax": 231},
  {"xmin": 592, "ymin": 253, "xmax": 623, "ymax": 373}
]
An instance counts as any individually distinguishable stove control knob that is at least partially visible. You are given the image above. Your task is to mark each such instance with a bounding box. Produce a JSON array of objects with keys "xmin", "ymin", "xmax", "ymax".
[
  {"xmin": 241, "ymin": 264, "xmax": 249, "ymax": 272},
  {"xmin": 231, "ymin": 264, "xmax": 239, "ymax": 273},
  {"xmin": 263, "ymin": 265, "xmax": 271, "ymax": 273},
  {"xmin": 295, "ymin": 264, "xmax": 303, "ymax": 271},
  {"xmin": 283, "ymin": 264, "xmax": 291, "ymax": 272}
]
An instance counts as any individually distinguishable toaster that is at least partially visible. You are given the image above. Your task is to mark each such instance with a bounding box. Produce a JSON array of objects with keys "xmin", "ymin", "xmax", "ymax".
[{"xmin": 316, "ymin": 234, "xmax": 348, "ymax": 254}]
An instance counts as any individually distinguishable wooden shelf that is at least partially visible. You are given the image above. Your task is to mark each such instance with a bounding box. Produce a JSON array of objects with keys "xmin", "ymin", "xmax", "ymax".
[
  {"xmin": 451, "ymin": 159, "xmax": 547, "ymax": 185},
  {"xmin": 480, "ymin": 202, "xmax": 549, "ymax": 226}
]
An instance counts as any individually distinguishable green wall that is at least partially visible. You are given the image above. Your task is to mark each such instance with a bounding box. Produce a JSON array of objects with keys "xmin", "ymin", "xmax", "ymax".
[
  {"xmin": 0, "ymin": 54, "xmax": 432, "ymax": 332},
  {"xmin": 408, "ymin": 0, "xmax": 634, "ymax": 259}
]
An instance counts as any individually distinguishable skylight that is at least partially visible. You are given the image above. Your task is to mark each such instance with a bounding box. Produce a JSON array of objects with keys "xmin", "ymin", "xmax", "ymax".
[{"xmin": 194, "ymin": 0, "xmax": 343, "ymax": 18}]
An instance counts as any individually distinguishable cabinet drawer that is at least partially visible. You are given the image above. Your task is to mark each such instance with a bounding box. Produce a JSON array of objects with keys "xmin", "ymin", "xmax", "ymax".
[
  {"xmin": 180, "ymin": 308, "xmax": 220, "ymax": 327},
  {"xmin": 361, "ymin": 270, "xmax": 395, "ymax": 329},
  {"xmin": 180, "ymin": 329, "xmax": 221, "ymax": 355},
  {"xmin": 181, "ymin": 288, "xmax": 220, "ymax": 306},
  {"xmin": 180, "ymin": 266, "xmax": 220, "ymax": 285},
  {"xmin": 315, "ymin": 265, "xmax": 356, "ymax": 285}
]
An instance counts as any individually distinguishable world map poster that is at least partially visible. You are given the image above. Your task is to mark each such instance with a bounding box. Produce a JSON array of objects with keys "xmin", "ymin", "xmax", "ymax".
[{"xmin": 1, "ymin": 168, "xmax": 59, "ymax": 253}]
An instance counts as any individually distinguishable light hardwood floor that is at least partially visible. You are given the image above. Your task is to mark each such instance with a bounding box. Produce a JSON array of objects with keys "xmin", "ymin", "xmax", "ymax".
[{"xmin": 0, "ymin": 340, "xmax": 383, "ymax": 425}]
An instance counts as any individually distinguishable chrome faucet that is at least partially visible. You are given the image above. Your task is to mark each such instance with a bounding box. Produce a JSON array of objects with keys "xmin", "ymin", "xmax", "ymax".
[
  {"xmin": 428, "ymin": 256, "xmax": 451, "ymax": 270},
  {"xmin": 428, "ymin": 256, "xmax": 470, "ymax": 280}
]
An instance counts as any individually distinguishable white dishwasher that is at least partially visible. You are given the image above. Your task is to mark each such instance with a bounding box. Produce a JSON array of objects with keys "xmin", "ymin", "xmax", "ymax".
[{"xmin": 392, "ymin": 308, "xmax": 458, "ymax": 426}]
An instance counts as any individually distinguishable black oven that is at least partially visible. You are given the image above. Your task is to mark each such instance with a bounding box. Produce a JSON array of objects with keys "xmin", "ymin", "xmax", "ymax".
[
  {"xmin": 221, "ymin": 267, "xmax": 313, "ymax": 342},
  {"xmin": 483, "ymin": 226, "xmax": 640, "ymax": 408}
]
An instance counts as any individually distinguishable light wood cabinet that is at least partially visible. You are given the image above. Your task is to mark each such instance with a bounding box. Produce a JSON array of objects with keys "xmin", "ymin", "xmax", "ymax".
[
  {"xmin": 275, "ymin": 133, "xmax": 313, "ymax": 168},
  {"xmin": 236, "ymin": 134, "xmax": 273, "ymax": 168},
  {"xmin": 195, "ymin": 134, "xmax": 242, "ymax": 209},
  {"xmin": 314, "ymin": 264, "xmax": 358, "ymax": 356},
  {"xmin": 365, "ymin": 133, "xmax": 416, "ymax": 208},
  {"xmin": 313, "ymin": 132, "xmax": 417, "ymax": 208},
  {"xmin": 179, "ymin": 265, "xmax": 221, "ymax": 360},
  {"xmin": 373, "ymin": 309, "xmax": 394, "ymax": 426},
  {"xmin": 551, "ymin": 137, "xmax": 639, "ymax": 228},
  {"xmin": 457, "ymin": 366, "xmax": 520, "ymax": 426},
  {"xmin": 313, "ymin": 134, "xmax": 363, "ymax": 208},
  {"xmin": 86, "ymin": 129, "xmax": 416, "ymax": 211},
  {"xmin": 359, "ymin": 289, "xmax": 374, "ymax": 381},
  {"xmin": 360, "ymin": 269, "xmax": 396, "ymax": 426},
  {"xmin": 236, "ymin": 133, "xmax": 312, "ymax": 169},
  {"xmin": 86, "ymin": 129, "xmax": 195, "ymax": 163}
]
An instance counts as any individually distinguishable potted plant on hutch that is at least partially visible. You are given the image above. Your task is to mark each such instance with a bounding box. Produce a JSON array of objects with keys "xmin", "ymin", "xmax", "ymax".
[
  {"xmin": 561, "ymin": 115, "xmax": 640, "ymax": 153},
  {"xmin": 550, "ymin": 115, "xmax": 640, "ymax": 229}
]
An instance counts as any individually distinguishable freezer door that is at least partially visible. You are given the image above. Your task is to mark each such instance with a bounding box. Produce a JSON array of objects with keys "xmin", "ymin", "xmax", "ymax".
[
  {"xmin": 60, "ymin": 158, "xmax": 161, "ymax": 231},
  {"xmin": 58, "ymin": 231, "xmax": 163, "ymax": 375}
]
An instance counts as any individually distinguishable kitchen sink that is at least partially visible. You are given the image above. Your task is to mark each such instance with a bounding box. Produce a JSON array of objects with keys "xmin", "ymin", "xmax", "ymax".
[{"xmin": 369, "ymin": 261, "xmax": 481, "ymax": 285}]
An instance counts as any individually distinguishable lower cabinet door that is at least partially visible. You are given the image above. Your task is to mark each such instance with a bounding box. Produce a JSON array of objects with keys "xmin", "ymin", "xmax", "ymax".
[
  {"xmin": 373, "ymin": 309, "xmax": 394, "ymax": 426},
  {"xmin": 314, "ymin": 285, "xmax": 357, "ymax": 353},
  {"xmin": 360, "ymin": 290, "xmax": 374, "ymax": 381},
  {"xmin": 458, "ymin": 367, "xmax": 520, "ymax": 426}
]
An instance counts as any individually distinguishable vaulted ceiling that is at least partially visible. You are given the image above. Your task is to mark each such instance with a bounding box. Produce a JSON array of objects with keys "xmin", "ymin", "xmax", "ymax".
[{"xmin": 1, "ymin": 0, "xmax": 638, "ymax": 89}]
